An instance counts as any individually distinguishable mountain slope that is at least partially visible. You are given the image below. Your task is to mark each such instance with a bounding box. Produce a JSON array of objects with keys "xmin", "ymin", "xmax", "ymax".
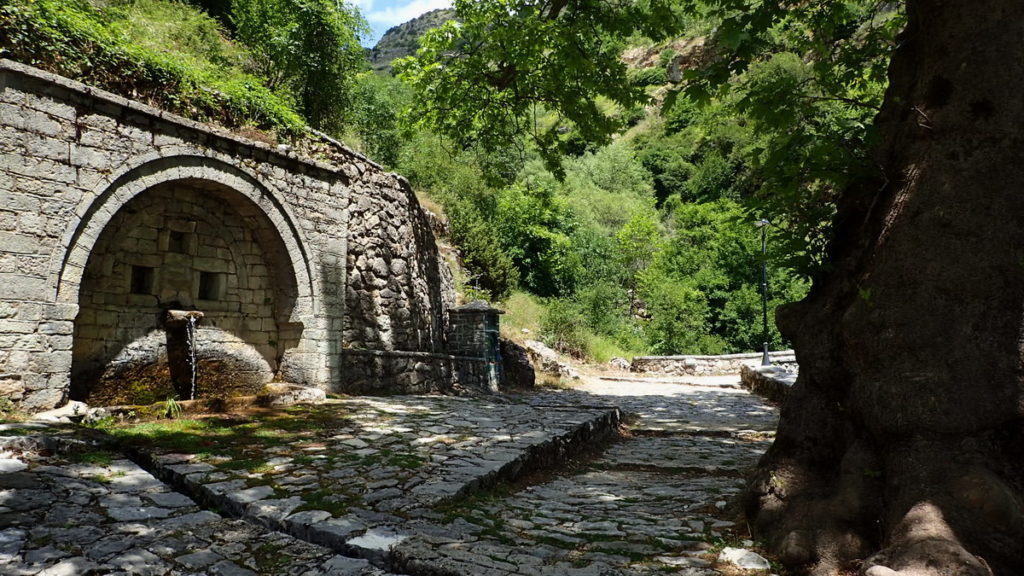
[{"xmin": 368, "ymin": 8, "xmax": 455, "ymax": 71}]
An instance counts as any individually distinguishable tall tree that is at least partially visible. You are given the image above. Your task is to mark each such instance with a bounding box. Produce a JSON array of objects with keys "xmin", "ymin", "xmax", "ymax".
[
  {"xmin": 745, "ymin": 1, "xmax": 1024, "ymax": 573},
  {"xmin": 231, "ymin": 0, "xmax": 367, "ymax": 133},
  {"xmin": 402, "ymin": 0, "xmax": 1024, "ymax": 573}
]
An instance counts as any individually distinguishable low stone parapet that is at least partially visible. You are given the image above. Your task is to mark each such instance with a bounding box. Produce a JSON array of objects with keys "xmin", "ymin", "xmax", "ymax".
[
  {"xmin": 339, "ymin": 348, "xmax": 493, "ymax": 395},
  {"xmin": 630, "ymin": 350, "xmax": 797, "ymax": 376},
  {"xmin": 739, "ymin": 364, "xmax": 797, "ymax": 402}
]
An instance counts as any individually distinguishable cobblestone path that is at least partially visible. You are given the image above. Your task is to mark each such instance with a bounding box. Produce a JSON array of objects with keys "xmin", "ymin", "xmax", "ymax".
[
  {"xmin": 395, "ymin": 376, "xmax": 779, "ymax": 575},
  {"xmin": 0, "ymin": 376, "xmax": 778, "ymax": 575}
]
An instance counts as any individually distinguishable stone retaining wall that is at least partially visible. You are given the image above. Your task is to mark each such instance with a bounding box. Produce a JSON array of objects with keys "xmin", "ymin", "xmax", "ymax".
[
  {"xmin": 0, "ymin": 60, "xmax": 456, "ymax": 411},
  {"xmin": 739, "ymin": 364, "xmax": 797, "ymax": 403},
  {"xmin": 630, "ymin": 350, "xmax": 797, "ymax": 376},
  {"xmin": 339, "ymin": 349, "xmax": 491, "ymax": 395}
]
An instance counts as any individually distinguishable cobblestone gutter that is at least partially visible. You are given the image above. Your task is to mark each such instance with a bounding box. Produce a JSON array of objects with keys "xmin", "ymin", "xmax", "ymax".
[{"xmin": 119, "ymin": 398, "xmax": 621, "ymax": 571}]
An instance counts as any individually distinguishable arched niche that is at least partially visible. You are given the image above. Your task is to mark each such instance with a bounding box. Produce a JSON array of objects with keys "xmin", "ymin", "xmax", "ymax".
[{"xmin": 57, "ymin": 156, "xmax": 318, "ymax": 402}]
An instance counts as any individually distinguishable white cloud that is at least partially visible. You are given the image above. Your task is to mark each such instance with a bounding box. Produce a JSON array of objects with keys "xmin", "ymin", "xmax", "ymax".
[
  {"xmin": 366, "ymin": 0, "xmax": 451, "ymax": 28},
  {"xmin": 349, "ymin": 0, "xmax": 375, "ymax": 11}
]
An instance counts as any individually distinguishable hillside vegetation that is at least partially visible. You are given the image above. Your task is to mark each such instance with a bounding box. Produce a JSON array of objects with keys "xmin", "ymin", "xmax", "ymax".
[
  {"xmin": 388, "ymin": 2, "xmax": 901, "ymax": 361},
  {"xmin": 367, "ymin": 8, "xmax": 454, "ymax": 71},
  {"xmin": 0, "ymin": 0, "xmax": 900, "ymax": 363},
  {"xmin": 0, "ymin": 0, "xmax": 366, "ymax": 138}
]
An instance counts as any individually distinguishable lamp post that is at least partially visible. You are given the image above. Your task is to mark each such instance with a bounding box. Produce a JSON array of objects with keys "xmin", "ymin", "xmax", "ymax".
[{"xmin": 755, "ymin": 219, "xmax": 771, "ymax": 365}]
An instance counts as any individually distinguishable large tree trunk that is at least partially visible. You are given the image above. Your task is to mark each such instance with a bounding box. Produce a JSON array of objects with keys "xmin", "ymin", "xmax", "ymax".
[{"xmin": 745, "ymin": 2, "xmax": 1024, "ymax": 574}]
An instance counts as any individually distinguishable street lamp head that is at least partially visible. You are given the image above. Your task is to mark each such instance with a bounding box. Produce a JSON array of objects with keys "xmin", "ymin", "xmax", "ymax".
[{"xmin": 755, "ymin": 219, "xmax": 771, "ymax": 228}]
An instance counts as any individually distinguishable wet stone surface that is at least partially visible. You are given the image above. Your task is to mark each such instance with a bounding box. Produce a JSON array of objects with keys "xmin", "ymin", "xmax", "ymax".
[{"xmin": 0, "ymin": 378, "xmax": 778, "ymax": 575}]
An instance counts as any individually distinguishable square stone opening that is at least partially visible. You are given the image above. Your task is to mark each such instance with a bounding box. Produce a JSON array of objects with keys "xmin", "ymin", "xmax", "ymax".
[
  {"xmin": 198, "ymin": 271, "xmax": 226, "ymax": 301},
  {"xmin": 130, "ymin": 265, "xmax": 155, "ymax": 295},
  {"xmin": 167, "ymin": 230, "xmax": 188, "ymax": 254}
]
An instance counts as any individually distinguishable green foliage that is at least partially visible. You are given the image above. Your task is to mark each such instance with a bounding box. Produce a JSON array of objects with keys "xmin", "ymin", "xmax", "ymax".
[
  {"xmin": 638, "ymin": 199, "xmax": 806, "ymax": 353},
  {"xmin": 163, "ymin": 396, "xmax": 184, "ymax": 419},
  {"xmin": 0, "ymin": 0, "xmax": 306, "ymax": 135},
  {"xmin": 397, "ymin": 133, "xmax": 520, "ymax": 297},
  {"xmin": 187, "ymin": 0, "xmax": 233, "ymax": 27},
  {"xmin": 349, "ymin": 72, "xmax": 408, "ymax": 167},
  {"xmin": 640, "ymin": 278, "xmax": 724, "ymax": 355},
  {"xmin": 0, "ymin": 397, "xmax": 19, "ymax": 421},
  {"xmin": 628, "ymin": 66, "xmax": 667, "ymax": 87},
  {"xmin": 447, "ymin": 198, "xmax": 520, "ymax": 299},
  {"xmin": 231, "ymin": 0, "xmax": 367, "ymax": 133},
  {"xmin": 396, "ymin": 0, "xmax": 679, "ymax": 171},
  {"xmin": 515, "ymin": 141, "xmax": 658, "ymax": 243},
  {"xmin": 117, "ymin": 0, "xmax": 244, "ymax": 66},
  {"xmin": 616, "ymin": 213, "xmax": 660, "ymax": 278},
  {"xmin": 493, "ymin": 182, "xmax": 581, "ymax": 297},
  {"xmin": 672, "ymin": 0, "xmax": 904, "ymax": 276},
  {"xmin": 540, "ymin": 299, "xmax": 590, "ymax": 359},
  {"xmin": 685, "ymin": 151, "xmax": 742, "ymax": 202}
]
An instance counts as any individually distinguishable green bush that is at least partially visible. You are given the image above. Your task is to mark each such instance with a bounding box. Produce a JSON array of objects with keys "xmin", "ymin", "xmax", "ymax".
[
  {"xmin": 641, "ymin": 278, "xmax": 726, "ymax": 355},
  {"xmin": 493, "ymin": 183, "xmax": 581, "ymax": 297},
  {"xmin": 350, "ymin": 72, "xmax": 407, "ymax": 167},
  {"xmin": 446, "ymin": 200, "xmax": 519, "ymax": 299},
  {"xmin": 540, "ymin": 299, "xmax": 590, "ymax": 359},
  {"xmin": 628, "ymin": 66, "xmax": 667, "ymax": 87}
]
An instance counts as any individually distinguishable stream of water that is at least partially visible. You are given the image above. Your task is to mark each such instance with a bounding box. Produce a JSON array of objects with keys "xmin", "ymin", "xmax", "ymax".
[{"xmin": 186, "ymin": 315, "xmax": 197, "ymax": 400}]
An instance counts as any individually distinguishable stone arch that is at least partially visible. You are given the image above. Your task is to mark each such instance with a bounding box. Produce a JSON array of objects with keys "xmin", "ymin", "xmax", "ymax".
[
  {"xmin": 56, "ymin": 155, "xmax": 321, "ymax": 401},
  {"xmin": 52, "ymin": 154, "xmax": 315, "ymax": 317}
]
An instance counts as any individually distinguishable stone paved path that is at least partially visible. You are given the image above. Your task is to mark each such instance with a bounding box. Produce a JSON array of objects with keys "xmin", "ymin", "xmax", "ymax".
[
  {"xmin": 0, "ymin": 429, "xmax": 389, "ymax": 575},
  {"xmin": 0, "ymin": 375, "xmax": 778, "ymax": 575},
  {"xmin": 395, "ymin": 375, "xmax": 779, "ymax": 575}
]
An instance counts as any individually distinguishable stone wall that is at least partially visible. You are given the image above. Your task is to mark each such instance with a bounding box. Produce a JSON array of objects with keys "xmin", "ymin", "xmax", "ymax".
[
  {"xmin": 630, "ymin": 350, "xmax": 797, "ymax": 376},
  {"xmin": 72, "ymin": 181, "xmax": 290, "ymax": 403},
  {"xmin": 739, "ymin": 364, "xmax": 796, "ymax": 403},
  {"xmin": 0, "ymin": 59, "xmax": 456, "ymax": 411},
  {"xmin": 340, "ymin": 349, "xmax": 488, "ymax": 395}
]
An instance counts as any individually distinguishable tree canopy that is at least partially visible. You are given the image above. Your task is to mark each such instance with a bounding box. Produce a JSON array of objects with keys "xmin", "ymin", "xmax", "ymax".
[
  {"xmin": 231, "ymin": 0, "xmax": 368, "ymax": 133},
  {"xmin": 399, "ymin": 0, "xmax": 904, "ymax": 276},
  {"xmin": 396, "ymin": 0, "xmax": 679, "ymax": 171}
]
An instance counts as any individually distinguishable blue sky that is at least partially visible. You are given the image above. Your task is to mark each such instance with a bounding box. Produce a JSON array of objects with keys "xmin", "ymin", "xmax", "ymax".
[{"xmin": 351, "ymin": 0, "xmax": 452, "ymax": 47}]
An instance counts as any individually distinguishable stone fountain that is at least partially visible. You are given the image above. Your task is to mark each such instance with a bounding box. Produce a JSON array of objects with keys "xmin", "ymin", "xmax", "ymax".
[{"xmin": 163, "ymin": 310, "xmax": 204, "ymax": 400}]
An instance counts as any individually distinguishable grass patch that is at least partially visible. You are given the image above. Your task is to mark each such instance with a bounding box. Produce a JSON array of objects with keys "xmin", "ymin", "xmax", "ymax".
[
  {"xmin": 292, "ymin": 489, "xmax": 358, "ymax": 516},
  {"xmin": 253, "ymin": 542, "xmax": 292, "ymax": 572},
  {"xmin": 584, "ymin": 332, "xmax": 645, "ymax": 363},
  {"xmin": 69, "ymin": 450, "xmax": 116, "ymax": 466},
  {"xmin": 0, "ymin": 397, "xmax": 26, "ymax": 422},
  {"xmin": 498, "ymin": 290, "xmax": 545, "ymax": 341},
  {"xmin": 1, "ymin": 0, "xmax": 305, "ymax": 136},
  {"xmin": 383, "ymin": 450, "xmax": 425, "ymax": 469}
]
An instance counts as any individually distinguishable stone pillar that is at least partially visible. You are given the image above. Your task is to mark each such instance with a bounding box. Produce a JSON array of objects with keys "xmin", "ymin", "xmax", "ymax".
[
  {"xmin": 163, "ymin": 310, "xmax": 204, "ymax": 400},
  {"xmin": 447, "ymin": 301, "xmax": 503, "ymax": 393}
]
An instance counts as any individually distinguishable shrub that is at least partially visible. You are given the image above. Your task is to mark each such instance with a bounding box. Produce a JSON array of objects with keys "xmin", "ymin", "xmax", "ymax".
[
  {"xmin": 641, "ymin": 278, "xmax": 726, "ymax": 355},
  {"xmin": 628, "ymin": 66, "xmax": 667, "ymax": 87},
  {"xmin": 540, "ymin": 299, "xmax": 590, "ymax": 359}
]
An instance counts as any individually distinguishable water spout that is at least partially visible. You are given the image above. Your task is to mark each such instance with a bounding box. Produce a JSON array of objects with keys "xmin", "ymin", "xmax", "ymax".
[
  {"xmin": 164, "ymin": 310, "xmax": 204, "ymax": 400},
  {"xmin": 186, "ymin": 314, "xmax": 197, "ymax": 400}
]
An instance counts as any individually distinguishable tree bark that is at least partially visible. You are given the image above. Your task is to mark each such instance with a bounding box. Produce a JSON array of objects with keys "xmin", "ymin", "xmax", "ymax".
[{"xmin": 745, "ymin": 1, "xmax": 1024, "ymax": 574}]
